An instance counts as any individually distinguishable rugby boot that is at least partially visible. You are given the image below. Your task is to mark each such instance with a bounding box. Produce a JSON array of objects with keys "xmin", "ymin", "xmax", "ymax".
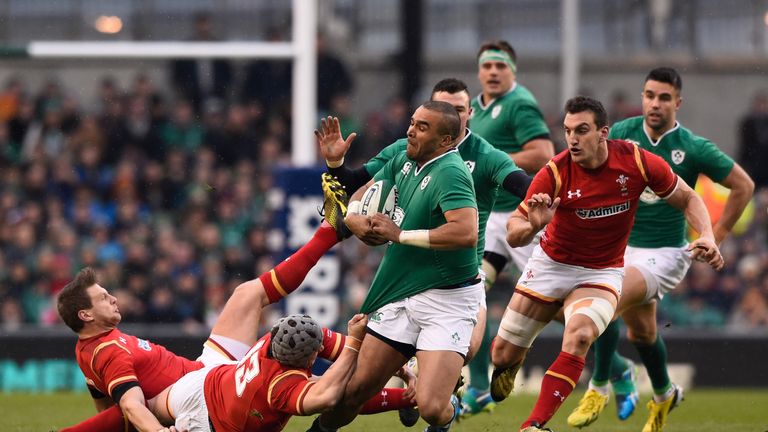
[{"xmin": 566, "ymin": 389, "xmax": 609, "ymax": 428}]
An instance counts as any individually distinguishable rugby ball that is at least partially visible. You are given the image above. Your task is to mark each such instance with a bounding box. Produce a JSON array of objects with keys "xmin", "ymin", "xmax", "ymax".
[{"xmin": 360, "ymin": 179, "xmax": 398, "ymax": 219}]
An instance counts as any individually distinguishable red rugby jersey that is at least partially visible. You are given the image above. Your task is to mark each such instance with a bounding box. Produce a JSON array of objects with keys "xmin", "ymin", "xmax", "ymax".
[
  {"xmin": 75, "ymin": 328, "xmax": 204, "ymax": 400},
  {"xmin": 519, "ymin": 139, "xmax": 677, "ymax": 269},
  {"xmin": 204, "ymin": 333, "xmax": 314, "ymax": 432}
]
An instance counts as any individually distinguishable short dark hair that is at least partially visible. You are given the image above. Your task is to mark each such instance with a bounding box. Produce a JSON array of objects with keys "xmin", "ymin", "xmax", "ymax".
[
  {"xmin": 645, "ymin": 67, "xmax": 682, "ymax": 92},
  {"xmin": 431, "ymin": 78, "xmax": 470, "ymax": 98},
  {"xmin": 57, "ymin": 267, "xmax": 98, "ymax": 333},
  {"xmin": 422, "ymin": 100, "xmax": 461, "ymax": 140},
  {"xmin": 477, "ymin": 40, "xmax": 517, "ymax": 64},
  {"xmin": 565, "ymin": 96, "xmax": 608, "ymax": 129}
]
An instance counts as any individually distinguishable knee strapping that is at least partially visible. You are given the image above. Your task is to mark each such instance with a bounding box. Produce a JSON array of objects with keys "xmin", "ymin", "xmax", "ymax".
[
  {"xmin": 496, "ymin": 308, "xmax": 547, "ymax": 348},
  {"xmin": 564, "ymin": 297, "xmax": 614, "ymax": 335}
]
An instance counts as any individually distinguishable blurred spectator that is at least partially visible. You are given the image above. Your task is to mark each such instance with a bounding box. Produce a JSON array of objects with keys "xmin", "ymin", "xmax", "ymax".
[
  {"xmin": 0, "ymin": 76, "xmax": 24, "ymax": 122},
  {"xmin": 317, "ymin": 31, "xmax": 354, "ymax": 113},
  {"xmin": 607, "ymin": 89, "xmax": 642, "ymax": 124},
  {"xmin": 162, "ymin": 99, "xmax": 204, "ymax": 155},
  {"xmin": 170, "ymin": 12, "xmax": 233, "ymax": 114},
  {"xmin": 738, "ymin": 90, "xmax": 768, "ymax": 188},
  {"xmin": 242, "ymin": 27, "xmax": 292, "ymax": 112}
]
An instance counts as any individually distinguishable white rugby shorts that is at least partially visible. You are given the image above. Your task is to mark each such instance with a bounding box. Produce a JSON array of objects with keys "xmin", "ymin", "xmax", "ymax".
[
  {"xmin": 624, "ymin": 245, "xmax": 692, "ymax": 303},
  {"xmin": 167, "ymin": 366, "xmax": 216, "ymax": 432},
  {"xmin": 515, "ymin": 245, "xmax": 623, "ymax": 303},
  {"xmin": 367, "ymin": 282, "xmax": 485, "ymax": 355},
  {"xmin": 484, "ymin": 211, "xmax": 541, "ymax": 273}
]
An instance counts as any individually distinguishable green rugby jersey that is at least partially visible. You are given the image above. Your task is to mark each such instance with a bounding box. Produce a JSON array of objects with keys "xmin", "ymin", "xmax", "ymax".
[
  {"xmin": 364, "ymin": 130, "xmax": 522, "ymax": 263},
  {"xmin": 609, "ymin": 116, "xmax": 734, "ymax": 248},
  {"xmin": 470, "ymin": 83, "xmax": 550, "ymax": 211},
  {"xmin": 360, "ymin": 149, "xmax": 478, "ymax": 314}
]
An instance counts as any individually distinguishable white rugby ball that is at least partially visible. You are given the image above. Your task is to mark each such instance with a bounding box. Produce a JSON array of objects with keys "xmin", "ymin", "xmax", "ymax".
[{"xmin": 361, "ymin": 179, "xmax": 398, "ymax": 219}]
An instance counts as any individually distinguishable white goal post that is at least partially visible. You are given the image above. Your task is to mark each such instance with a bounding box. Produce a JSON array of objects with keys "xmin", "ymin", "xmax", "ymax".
[{"xmin": 26, "ymin": 0, "xmax": 317, "ymax": 167}]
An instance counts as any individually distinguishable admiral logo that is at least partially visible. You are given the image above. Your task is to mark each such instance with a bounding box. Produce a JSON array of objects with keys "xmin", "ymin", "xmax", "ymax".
[{"xmin": 576, "ymin": 201, "xmax": 630, "ymax": 219}]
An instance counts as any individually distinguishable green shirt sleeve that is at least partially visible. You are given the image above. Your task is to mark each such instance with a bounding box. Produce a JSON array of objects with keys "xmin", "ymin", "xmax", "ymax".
[
  {"xmin": 490, "ymin": 147, "xmax": 521, "ymax": 186},
  {"xmin": 436, "ymin": 165, "xmax": 477, "ymax": 213},
  {"xmin": 372, "ymin": 153, "xmax": 399, "ymax": 182},
  {"xmin": 694, "ymin": 137, "xmax": 735, "ymax": 182},
  {"xmin": 510, "ymin": 102, "xmax": 550, "ymax": 145},
  {"xmin": 365, "ymin": 140, "xmax": 406, "ymax": 177}
]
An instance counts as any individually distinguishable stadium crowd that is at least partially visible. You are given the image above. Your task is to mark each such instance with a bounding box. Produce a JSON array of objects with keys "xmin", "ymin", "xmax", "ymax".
[{"xmin": 0, "ymin": 73, "xmax": 767, "ymax": 332}]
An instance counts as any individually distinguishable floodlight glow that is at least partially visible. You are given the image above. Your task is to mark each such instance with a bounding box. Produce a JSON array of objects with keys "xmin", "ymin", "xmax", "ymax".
[{"xmin": 95, "ymin": 16, "xmax": 123, "ymax": 34}]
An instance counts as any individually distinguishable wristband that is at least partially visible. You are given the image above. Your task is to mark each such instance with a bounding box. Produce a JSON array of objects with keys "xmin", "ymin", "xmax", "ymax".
[
  {"xmin": 399, "ymin": 230, "xmax": 430, "ymax": 248},
  {"xmin": 326, "ymin": 157, "xmax": 344, "ymax": 168},
  {"xmin": 345, "ymin": 336, "xmax": 362, "ymax": 351},
  {"xmin": 347, "ymin": 200, "xmax": 362, "ymax": 215}
]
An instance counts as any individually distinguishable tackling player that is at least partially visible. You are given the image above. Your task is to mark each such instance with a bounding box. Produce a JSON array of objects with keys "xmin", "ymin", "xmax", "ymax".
[
  {"xmin": 149, "ymin": 313, "xmax": 369, "ymax": 432},
  {"xmin": 488, "ymin": 96, "xmax": 723, "ymax": 432},
  {"xmin": 55, "ymin": 174, "xmax": 356, "ymax": 432},
  {"xmin": 567, "ymin": 67, "xmax": 754, "ymax": 432}
]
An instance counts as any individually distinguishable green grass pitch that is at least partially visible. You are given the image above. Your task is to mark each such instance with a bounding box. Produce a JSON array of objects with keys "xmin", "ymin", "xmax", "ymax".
[{"xmin": 2, "ymin": 389, "xmax": 766, "ymax": 431}]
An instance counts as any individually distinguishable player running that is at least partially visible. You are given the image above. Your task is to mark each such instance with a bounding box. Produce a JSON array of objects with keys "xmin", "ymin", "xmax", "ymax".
[
  {"xmin": 311, "ymin": 101, "xmax": 481, "ymax": 432},
  {"xmin": 316, "ymin": 78, "xmax": 532, "ymax": 408},
  {"xmin": 567, "ymin": 67, "xmax": 754, "ymax": 432},
  {"xmin": 488, "ymin": 96, "xmax": 724, "ymax": 432}
]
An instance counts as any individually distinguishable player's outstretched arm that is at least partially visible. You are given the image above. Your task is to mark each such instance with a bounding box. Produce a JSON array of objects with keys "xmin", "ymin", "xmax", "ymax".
[
  {"xmin": 119, "ymin": 386, "xmax": 176, "ymax": 432},
  {"xmin": 501, "ymin": 170, "xmax": 533, "ymax": 200},
  {"xmin": 665, "ymin": 177, "xmax": 724, "ymax": 270},
  {"xmin": 302, "ymin": 314, "xmax": 368, "ymax": 414},
  {"xmin": 316, "ymin": 116, "xmax": 373, "ymax": 191},
  {"xmin": 713, "ymin": 163, "xmax": 754, "ymax": 244},
  {"xmin": 315, "ymin": 116, "xmax": 357, "ymax": 166}
]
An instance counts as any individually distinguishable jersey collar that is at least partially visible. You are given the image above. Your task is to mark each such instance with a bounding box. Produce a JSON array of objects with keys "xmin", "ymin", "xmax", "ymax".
[
  {"xmin": 643, "ymin": 121, "xmax": 680, "ymax": 147},
  {"xmin": 455, "ymin": 128, "xmax": 472, "ymax": 151},
  {"xmin": 476, "ymin": 82, "xmax": 517, "ymax": 110},
  {"xmin": 414, "ymin": 147, "xmax": 458, "ymax": 176}
]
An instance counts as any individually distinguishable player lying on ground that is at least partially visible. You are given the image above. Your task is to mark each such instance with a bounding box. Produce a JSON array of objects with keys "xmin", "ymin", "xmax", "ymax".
[{"xmin": 147, "ymin": 313, "xmax": 404, "ymax": 431}]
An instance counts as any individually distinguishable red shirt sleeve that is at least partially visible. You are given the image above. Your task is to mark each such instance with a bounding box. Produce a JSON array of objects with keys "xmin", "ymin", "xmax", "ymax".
[
  {"xmin": 518, "ymin": 164, "xmax": 556, "ymax": 218},
  {"xmin": 92, "ymin": 341, "xmax": 139, "ymax": 398},
  {"xmin": 318, "ymin": 328, "xmax": 345, "ymax": 361},
  {"xmin": 641, "ymin": 149, "xmax": 678, "ymax": 198},
  {"xmin": 267, "ymin": 371, "xmax": 314, "ymax": 415}
]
